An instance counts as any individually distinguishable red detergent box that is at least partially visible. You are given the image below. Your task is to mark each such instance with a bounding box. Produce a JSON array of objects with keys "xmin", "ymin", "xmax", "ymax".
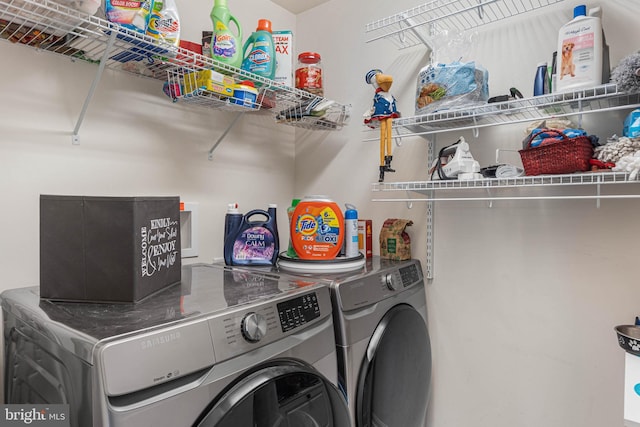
[{"xmin": 358, "ymin": 219, "xmax": 373, "ymax": 258}]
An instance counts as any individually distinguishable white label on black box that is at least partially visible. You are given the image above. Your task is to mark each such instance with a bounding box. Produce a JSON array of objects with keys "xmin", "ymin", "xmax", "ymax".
[{"xmin": 140, "ymin": 217, "xmax": 180, "ymax": 277}]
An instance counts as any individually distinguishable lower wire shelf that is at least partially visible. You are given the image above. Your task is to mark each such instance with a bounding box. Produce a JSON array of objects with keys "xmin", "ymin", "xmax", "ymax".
[{"xmin": 371, "ymin": 171, "xmax": 640, "ymax": 203}]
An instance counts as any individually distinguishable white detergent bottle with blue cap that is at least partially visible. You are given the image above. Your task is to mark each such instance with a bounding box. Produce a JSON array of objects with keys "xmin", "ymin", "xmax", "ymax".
[
  {"xmin": 555, "ymin": 4, "xmax": 603, "ymax": 93},
  {"xmin": 344, "ymin": 204, "xmax": 359, "ymax": 258}
]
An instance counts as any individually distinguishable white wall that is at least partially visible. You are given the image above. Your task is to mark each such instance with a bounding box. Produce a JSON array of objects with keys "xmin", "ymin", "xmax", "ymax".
[{"xmin": 294, "ymin": 0, "xmax": 640, "ymax": 427}]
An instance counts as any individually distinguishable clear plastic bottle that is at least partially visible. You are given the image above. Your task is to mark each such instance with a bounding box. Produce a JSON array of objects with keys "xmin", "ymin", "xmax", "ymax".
[{"xmin": 295, "ymin": 52, "xmax": 323, "ymax": 97}]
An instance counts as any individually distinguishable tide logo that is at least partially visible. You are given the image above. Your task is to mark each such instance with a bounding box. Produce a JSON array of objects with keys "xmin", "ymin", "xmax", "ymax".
[{"xmin": 297, "ymin": 214, "xmax": 318, "ymax": 235}]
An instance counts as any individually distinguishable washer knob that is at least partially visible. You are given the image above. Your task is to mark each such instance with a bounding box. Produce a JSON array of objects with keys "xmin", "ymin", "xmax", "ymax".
[
  {"xmin": 241, "ymin": 312, "xmax": 267, "ymax": 343},
  {"xmin": 384, "ymin": 273, "xmax": 398, "ymax": 291}
]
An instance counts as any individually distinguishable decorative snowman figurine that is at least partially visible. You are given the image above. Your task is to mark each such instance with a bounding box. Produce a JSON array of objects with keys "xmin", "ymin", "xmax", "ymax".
[{"xmin": 364, "ymin": 69, "xmax": 400, "ymax": 182}]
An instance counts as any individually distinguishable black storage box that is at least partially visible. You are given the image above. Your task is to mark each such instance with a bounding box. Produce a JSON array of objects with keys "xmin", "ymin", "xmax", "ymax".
[{"xmin": 40, "ymin": 195, "xmax": 182, "ymax": 303}]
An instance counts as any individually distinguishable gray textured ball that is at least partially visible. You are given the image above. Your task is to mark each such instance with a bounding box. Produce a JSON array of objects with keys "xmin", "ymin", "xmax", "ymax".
[{"xmin": 611, "ymin": 51, "xmax": 640, "ymax": 93}]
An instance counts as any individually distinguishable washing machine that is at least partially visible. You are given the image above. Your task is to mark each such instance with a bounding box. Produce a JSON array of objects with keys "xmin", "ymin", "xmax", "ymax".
[
  {"xmin": 276, "ymin": 256, "xmax": 432, "ymax": 427},
  {"xmin": 1, "ymin": 263, "xmax": 351, "ymax": 427}
]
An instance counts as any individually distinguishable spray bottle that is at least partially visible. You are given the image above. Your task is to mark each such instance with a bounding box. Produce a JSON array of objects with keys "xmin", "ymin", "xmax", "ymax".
[
  {"xmin": 344, "ymin": 204, "xmax": 359, "ymax": 258},
  {"xmin": 241, "ymin": 19, "xmax": 276, "ymax": 80},
  {"xmin": 210, "ymin": 0, "xmax": 243, "ymax": 68}
]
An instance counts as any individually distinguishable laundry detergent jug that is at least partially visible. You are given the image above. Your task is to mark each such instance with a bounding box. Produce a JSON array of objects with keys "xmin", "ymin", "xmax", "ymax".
[
  {"xmin": 241, "ymin": 19, "xmax": 276, "ymax": 80},
  {"xmin": 224, "ymin": 204, "xmax": 279, "ymax": 266},
  {"xmin": 210, "ymin": 0, "xmax": 243, "ymax": 68},
  {"xmin": 290, "ymin": 196, "xmax": 344, "ymax": 260}
]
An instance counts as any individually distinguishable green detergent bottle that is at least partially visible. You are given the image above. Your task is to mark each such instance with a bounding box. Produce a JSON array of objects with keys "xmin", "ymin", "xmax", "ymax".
[{"xmin": 210, "ymin": 0, "xmax": 243, "ymax": 68}]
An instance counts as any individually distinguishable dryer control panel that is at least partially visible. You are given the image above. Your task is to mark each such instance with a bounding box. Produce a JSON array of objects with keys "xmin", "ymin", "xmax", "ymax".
[{"xmin": 337, "ymin": 260, "xmax": 424, "ymax": 311}]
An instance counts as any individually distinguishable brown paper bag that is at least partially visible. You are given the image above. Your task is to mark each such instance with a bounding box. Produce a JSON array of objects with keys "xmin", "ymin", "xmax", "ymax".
[{"xmin": 379, "ymin": 218, "xmax": 413, "ymax": 260}]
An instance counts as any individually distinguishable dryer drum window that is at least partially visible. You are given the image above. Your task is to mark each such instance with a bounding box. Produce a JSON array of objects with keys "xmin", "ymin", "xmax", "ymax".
[
  {"xmin": 194, "ymin": 361, "xmax": 351, "ymax": 427},
  {"xmin": 357, "ymin": 304, "xmax": 432, "ymax": 427}
]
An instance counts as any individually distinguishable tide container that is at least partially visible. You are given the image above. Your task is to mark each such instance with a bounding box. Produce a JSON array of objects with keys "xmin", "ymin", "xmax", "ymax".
[
  {"xmin": 224, "ymin": 204, "xmax": 279, "ymax": 266},
  {"xmin": 290, "ymin": 196, "xmax": 343, "ymax": 260},
  {"xmin": 555, "ymin": 4, "xmax": 603, "ymax": 93}
]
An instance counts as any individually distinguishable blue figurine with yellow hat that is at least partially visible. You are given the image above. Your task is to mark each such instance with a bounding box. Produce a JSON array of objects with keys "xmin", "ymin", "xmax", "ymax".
[{"xmin": 364, "ymin": 69, "xmax": 400, "ymax": 182}]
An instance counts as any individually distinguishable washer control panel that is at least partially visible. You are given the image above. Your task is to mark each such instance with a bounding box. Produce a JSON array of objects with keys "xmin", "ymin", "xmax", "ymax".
[
  {"xmin": 208, "ymin": 287, "xmax": 330, "ymax": 363},
  {"xmin": 277, "ymin": 292, "xmax": 320, "ymax": 332}
]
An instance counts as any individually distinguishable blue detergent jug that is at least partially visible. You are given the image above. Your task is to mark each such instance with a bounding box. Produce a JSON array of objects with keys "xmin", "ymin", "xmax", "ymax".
[
  {"xmin": 224, "ymin": 204, "xmax": 279, "ymax": 266},
  {"xmin": 241, "ymin": 19, "xmax": 276, "ymax": 80}
]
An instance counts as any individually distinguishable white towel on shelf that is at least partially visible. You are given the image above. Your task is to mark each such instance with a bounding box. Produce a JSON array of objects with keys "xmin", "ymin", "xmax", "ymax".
[{"xmin": 495, "ymin": 164, "xmax": 524, "ymax": 178}]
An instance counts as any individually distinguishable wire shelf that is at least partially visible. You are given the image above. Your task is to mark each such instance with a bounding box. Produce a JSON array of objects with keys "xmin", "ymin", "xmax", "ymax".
[
  {"xmin": 363, "ymin": 84, "xmax": 640, "ymax": 140},
  {"xmin": 372, "ymin": 171, "xmax": 640, "ymax": 193},
  {"xmin": 371, "ymin": 171, "xmax": 640, "ymax": 203},
  {"xmin": 0, "ymin": 0, "xmax": 350, "ymax": 130},
  {"xmin": 365, "ymin": 0, "xmax": 565, "ymax": 49}
]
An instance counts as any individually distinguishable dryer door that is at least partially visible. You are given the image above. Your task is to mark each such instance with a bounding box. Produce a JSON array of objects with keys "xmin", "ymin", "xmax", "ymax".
[
  {"xmin": 194, "ymin": 360, "xmax": 351, "ymax": 427},
  {"xmin": 356, "ymin": 304, "xmax": 432, "ymax": 427}
]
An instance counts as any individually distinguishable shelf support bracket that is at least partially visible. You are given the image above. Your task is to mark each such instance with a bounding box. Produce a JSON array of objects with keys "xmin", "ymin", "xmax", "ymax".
[
  {"xmin": 486, "ymin": 188, "xmax": 493, "ymax": 208},
  {"xmin": 596, "ymin": 180, "xmax": 601, "ymax": 209},
  {"xmin": 472, "ymin": 116, "xmax": 480, "ymax": 138},
  {"xmin": 72, "ymin": 29, "xmax": 118, "ymax": 145},
  {"xmin": 400, "ymin": 13, "xmax": 433, "ymax": 50},
  {"xmin": 426, "ymin": 135, "xmax": 436, "ymax": 280},
  {"xmin": 405, "ymin": 191, "xmax": 413, "ymax": 209},
  {"xmin": 476, "ymin": 0, "xmax": 485, "ymax": 19},
  {"xmin": 208, "ymin": 112, "xmax": 244, "ymax": 160}
]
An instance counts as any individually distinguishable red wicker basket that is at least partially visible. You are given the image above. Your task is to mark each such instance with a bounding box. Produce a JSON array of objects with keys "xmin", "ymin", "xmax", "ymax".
[{"xmin": 519, "ymin": 129, "xmax": 594, "ymax": 176}]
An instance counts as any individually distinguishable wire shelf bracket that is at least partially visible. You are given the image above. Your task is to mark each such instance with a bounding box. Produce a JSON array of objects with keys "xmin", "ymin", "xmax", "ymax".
[{"xmin": 71, "ymin": 29, "xmax": 116, "ymax": 144}]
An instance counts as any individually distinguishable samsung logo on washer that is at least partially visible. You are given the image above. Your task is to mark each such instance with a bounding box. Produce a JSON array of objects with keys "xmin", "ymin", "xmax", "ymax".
[{"xmin": 141, "ymin": 331, "xmax": 181, "ymax": 350}]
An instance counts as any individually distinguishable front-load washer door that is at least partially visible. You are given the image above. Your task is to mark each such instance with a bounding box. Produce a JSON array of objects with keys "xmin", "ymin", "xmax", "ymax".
[
  {"xmin": 194, "ymin": 360, "xmax": 351, "ymax": 427},
  {"xmin": 357, "ymin": 304, "xmax": 432, "ymax": 427}
]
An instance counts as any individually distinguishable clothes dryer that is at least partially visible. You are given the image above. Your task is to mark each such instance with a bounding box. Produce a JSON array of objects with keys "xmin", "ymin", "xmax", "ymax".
[
  {"xmin": 276, "ymin": 256, "xmax": 432, "ymax": 427},
  {"xmin": 2, "ymin": 263, "xmax": 351, "ymax": 427}
]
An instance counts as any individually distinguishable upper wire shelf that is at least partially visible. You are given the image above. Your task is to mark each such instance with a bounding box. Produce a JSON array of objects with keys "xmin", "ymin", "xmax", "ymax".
[
  {"xmin": 0, "ymin": 0, "xmax": 350, "ymax": 130},
  {"xmin": 365, "ymin": 0, "xmax": 565, "ymax": 50},
  {"xmin": 363, "ymin": 84, "xmax": 640, "ymax": 141}
]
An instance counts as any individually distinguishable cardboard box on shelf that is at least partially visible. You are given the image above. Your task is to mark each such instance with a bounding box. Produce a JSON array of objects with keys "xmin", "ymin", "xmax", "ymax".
[
  {"xmin": 183, "ymin": 69, "xmax": 234, "ymax": 97},
  {"xmin": 273, "ymin": 30, "xmax": 293, "ymax": 87},
  {"xmin": 358, "ymin": 219, "xmax": 373, "ymax": 258}
]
